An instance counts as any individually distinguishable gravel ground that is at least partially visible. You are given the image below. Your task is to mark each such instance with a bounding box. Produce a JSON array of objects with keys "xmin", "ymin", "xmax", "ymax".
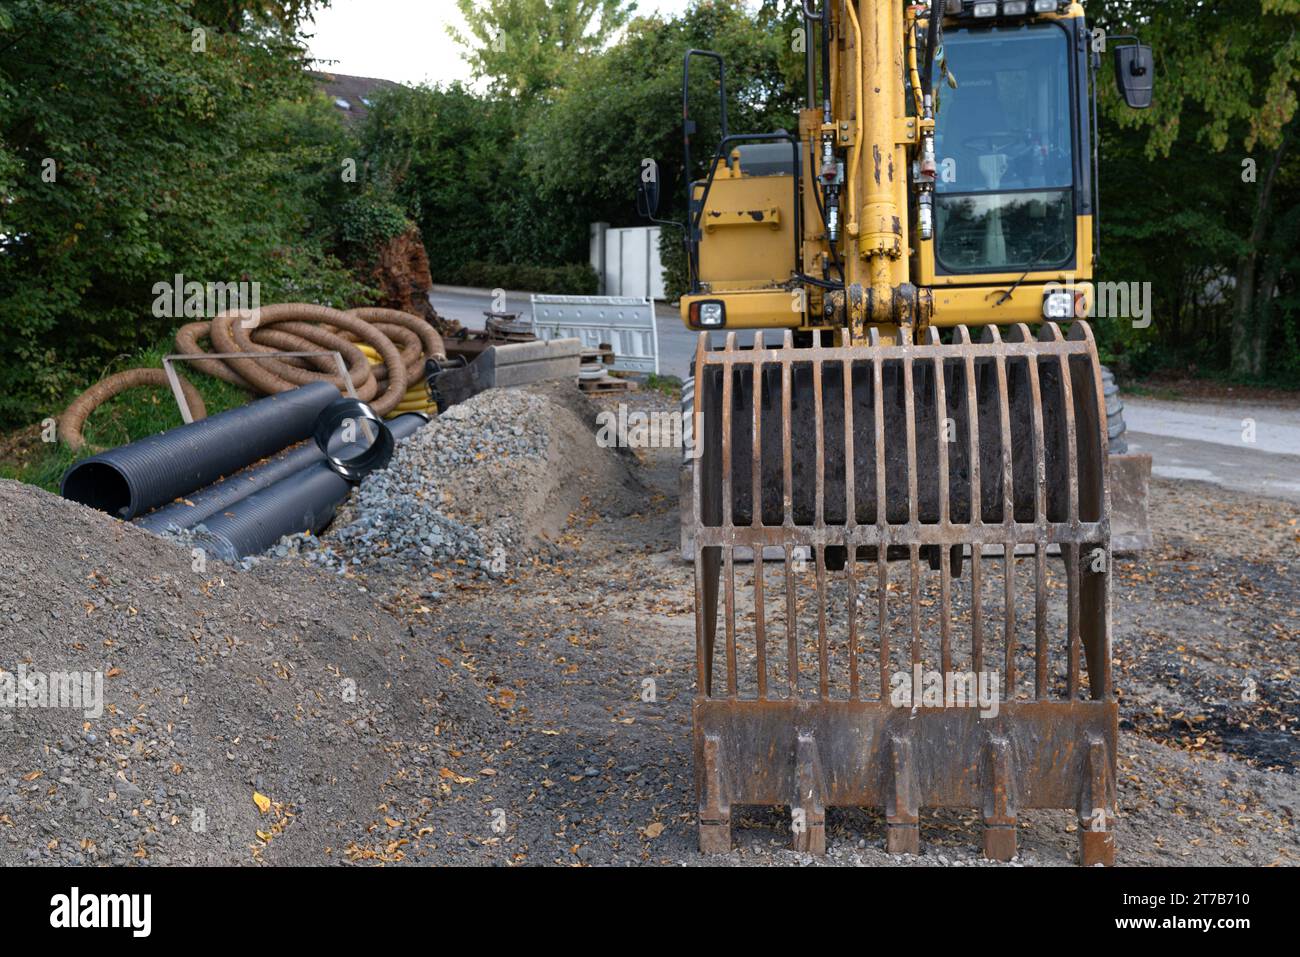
[
  {"xmin": 366, "ymin": 395, "xmax": 1298, "ymax": 866},
  {"xmin": 0, "ymin": 383, "xmax": 1294, "ymax": 866}
]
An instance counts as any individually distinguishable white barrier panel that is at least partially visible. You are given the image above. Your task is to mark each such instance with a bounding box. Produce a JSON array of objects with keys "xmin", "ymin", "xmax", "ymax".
[
  {"xmin": 593, "ymin": 225, "xmax": 666, "ymax": 300},
  {"xmin": 529, "ymin": 295, "xmax": 659, "ymax": 375}
]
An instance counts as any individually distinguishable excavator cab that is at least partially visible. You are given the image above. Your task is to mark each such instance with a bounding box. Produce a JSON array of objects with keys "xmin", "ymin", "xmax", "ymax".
[
  {"xmin": 678, "ymin": 2, "xmax": 1156, "ymax": 330},
  {"xmin": 928, "ymin": 21, "xmax": 1081, "ymax": 283},
  {"xmin": 653, "ymin": 0, "xmax": 1154, "ymax": 865}
]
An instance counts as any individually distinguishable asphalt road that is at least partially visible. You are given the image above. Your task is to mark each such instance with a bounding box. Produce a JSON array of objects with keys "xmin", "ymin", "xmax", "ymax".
[{"xmin": 1124, "ymin": 396, "xmax": 1300, "ymax": 503}]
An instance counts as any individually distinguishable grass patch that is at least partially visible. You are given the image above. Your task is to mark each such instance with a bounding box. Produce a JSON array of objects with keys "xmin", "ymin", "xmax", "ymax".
[
  {"xmin": 0, "ymin": 342, "xmax": 250, "ymax": 492},
  {"xmin": 644, "ymin": 374, "xmax": 683, "ymax": 399},
  {"xmin": 1122, "ymin": 382, "xmax": 1184, "ymax": 401}
]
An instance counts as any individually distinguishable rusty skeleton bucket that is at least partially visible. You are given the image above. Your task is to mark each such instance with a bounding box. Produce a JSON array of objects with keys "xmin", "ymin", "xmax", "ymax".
[{"xmin": 690, "ymin": 322, "xmax": 1117, "ymax": 865}]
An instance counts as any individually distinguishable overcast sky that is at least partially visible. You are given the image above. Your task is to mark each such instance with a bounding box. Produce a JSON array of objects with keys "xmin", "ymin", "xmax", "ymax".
[{"xmin": 306, "ymin": 0, "xmax": 698, "ymax": 87}]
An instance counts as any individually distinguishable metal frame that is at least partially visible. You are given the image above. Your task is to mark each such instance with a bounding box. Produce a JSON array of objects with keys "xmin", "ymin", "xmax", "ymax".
[
  {"xmin": 929, "ymin": 18, "xmax": 1083, "ymax": 278},
  {"xmin": 162, "ymin": 351, "xmax": 358, "ymax": 424},
  {"xmin": 682, "ymin": 48, "xmax": 729, "ymax": 215},
  {"xmin": 529, "ymin": 295, "xmax": 660, "ymax": 375}
]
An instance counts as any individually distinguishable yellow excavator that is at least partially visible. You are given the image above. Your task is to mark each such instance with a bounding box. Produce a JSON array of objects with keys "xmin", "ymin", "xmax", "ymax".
[{"xmin": 643, "ymin": 0, "xmax": 1155, "ymax": 864}]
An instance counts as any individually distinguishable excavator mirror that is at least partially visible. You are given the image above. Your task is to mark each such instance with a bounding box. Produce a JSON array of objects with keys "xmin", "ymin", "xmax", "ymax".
[
  {"xmin": 636, "ymin": 162, "xmax": 662, "ymax": 219},
  {"xmin": 1113, "ymin": 43, "xmax": 1155, "ymax": 110}
]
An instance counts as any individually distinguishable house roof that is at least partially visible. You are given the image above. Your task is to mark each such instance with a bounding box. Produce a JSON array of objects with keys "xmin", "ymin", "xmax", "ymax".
[{"xmin": 310, "ymin": 71, "xmax": 401, "ymax": 125}]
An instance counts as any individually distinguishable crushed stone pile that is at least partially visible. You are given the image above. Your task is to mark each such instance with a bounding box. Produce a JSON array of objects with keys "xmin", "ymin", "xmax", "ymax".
[
  {"xmin": 287, "ymin": 384, "xmax": 638, "ymax": 583},
  {"xmin": 0, "ymin": 383, "xmax": 640, "ymax": 865}
]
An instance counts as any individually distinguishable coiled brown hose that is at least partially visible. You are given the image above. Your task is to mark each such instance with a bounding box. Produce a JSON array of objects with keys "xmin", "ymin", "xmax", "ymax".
[
  {"xmin": 192, "ymin": 303, "xmax": 445, "ymax": 416},
  {"xmin": 62, "ymin": 304, "xmax": 443, "ymax": 448},
  {"xmin": 59, "ymin": 368, "xmax": 208, "ymax": 452},
  {"xmin": 175, "ymin": 320, "xmax": 254, "ymax": 390},
  {"xmin": 218, "ymin": 304, "xmax": 409, "ymax": 414},
  {"xmin": 366, "ymin": 324, "xmax": 424, "ymax": 383},
  {"xmin": 348, "ymin": 307, "xmax": 445, "ymax": 360}
]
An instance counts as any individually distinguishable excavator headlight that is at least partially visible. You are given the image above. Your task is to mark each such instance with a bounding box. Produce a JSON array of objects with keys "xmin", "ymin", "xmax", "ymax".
[
  {"xmin": 1043, "ymin": 289, "xmax": 1076, "ymax": 320},
  {"xmin": 1033, "ymin": 0, "xmax": 1060, "ymax": 11},
  {"xmin": 971, "ymin": 2, "xmax": 998, "ymax": 16},
  {"xmin": 1002, "ymin": 1, "xmax": 1029, "ymax": 14},
  {"xmin": 691, "ymin": 301, "xmax": 726, "ymax": 328}
]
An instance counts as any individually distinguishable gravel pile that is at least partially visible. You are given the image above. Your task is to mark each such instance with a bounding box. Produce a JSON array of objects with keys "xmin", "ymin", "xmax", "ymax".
[
  {"xmin": 0, "ymin": 479, "xmax": 504, "ymax": 865},
  {"xmin": 288, "ymin": 385, "xmax": 637, "ymax": 585},
  {"xmin": 0, "ymin": 383, "xmax": 641, "ymax": 866}
]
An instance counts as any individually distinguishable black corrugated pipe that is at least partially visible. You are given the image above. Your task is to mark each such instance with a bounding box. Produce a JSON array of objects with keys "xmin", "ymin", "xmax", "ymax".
[
  {"xmin": 135, "ymin": 397, "xmax": 402, "ymax": 534},
  {"xmin": 194, "ymin": 413, "xmax": 428, "ymax": 563},
  {"xmin": 133, "ymin": 441, "xmax": 324, "ymax": 534},
  {"xmin": 61, "ymin": 381, "xmax": 341, "ymax": 520}
]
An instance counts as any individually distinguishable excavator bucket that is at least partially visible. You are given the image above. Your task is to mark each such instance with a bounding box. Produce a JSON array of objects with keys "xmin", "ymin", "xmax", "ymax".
[{"xmin": 691, "ymin": 321, "xmax": 1117, "ymax": 865}]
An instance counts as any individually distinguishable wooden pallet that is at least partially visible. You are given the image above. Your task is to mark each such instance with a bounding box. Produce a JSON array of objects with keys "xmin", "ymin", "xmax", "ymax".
[
  {"xmin": 580, "ymin": 344, "xmax": 617, "ymax": 366},
  {"xmin": 579, "ymin": 374, "xmax": 637, "ymax": 393}
]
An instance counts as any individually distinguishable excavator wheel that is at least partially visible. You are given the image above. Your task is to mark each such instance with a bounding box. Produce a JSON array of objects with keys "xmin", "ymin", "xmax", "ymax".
[{"xmin": 1101, "ymin": 365, "xmax": 1128, "ymax": 454}]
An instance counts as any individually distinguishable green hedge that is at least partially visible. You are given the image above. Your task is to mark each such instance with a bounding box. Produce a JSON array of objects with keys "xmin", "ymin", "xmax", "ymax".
[
  {"xmin": 450, "ymin": 261, "xmax": 599, "ymax": 295},
  {"xmin": 0, "ymin": 1, "xmax": 367, "ymax": 428}
]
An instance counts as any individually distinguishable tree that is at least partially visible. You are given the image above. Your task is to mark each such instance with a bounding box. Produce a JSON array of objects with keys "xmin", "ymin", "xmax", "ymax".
[
  {"xmin": 1097, "ymin": 0, "xmax": 1300, "ymax": 378},
  {"xmin": 522, "ymin": 0, "xmax": 803, "ymax": 281},
  {"xmin": 0, "ymin": 0, "xmax": 361, "ymax": 425},
  {"xmin": 364, "ymin": 1, "xmax": 803, "ymax": 284},
  {"xmin": 448, "ymin": 0, "xmax": 636, "ymax": 101},
  {"xmin": 190, "ymin": 0, "xmax": 331, "ymax": 33},
  {"xmin": 358, "ymin": 84, "xmax": 522, "ymax": 272}
]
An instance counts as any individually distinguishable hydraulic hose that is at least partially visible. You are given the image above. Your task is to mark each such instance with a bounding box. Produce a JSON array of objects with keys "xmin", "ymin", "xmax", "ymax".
[{"xmin": 921, "ymin": 0, "xmax": 943, "ymax": 97}]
